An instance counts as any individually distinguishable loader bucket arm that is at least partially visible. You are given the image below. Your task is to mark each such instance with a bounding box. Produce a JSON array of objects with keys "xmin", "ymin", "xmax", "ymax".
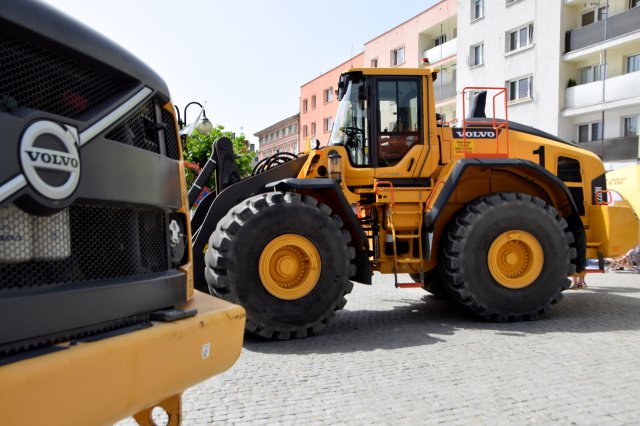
[
  {"xmin": 191, "ymin": 155, "xmax": 308, "ymax": 291},
  {"xmin": 187, "ymin": 137, "xmax": 241, "ymax": 208}
]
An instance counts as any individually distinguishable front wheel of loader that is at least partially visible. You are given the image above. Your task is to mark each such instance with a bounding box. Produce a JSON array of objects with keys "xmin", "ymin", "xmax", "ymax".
[
  {"xmin": 440, "ymin": 192, "xmax": 576, "ymax": 322},
  {"xmin": 204, "ymin": 192, "xmax": 354, "ymax": 339}
]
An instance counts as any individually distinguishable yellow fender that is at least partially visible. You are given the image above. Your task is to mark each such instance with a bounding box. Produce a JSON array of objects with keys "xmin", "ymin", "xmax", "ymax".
[
  {"xmin": 587, "ymin": 165, "xmax": 640, "ymax": 258},
  {"xmin": 607, "ymin": 165, "xmax": 640, "ymax": 218}
]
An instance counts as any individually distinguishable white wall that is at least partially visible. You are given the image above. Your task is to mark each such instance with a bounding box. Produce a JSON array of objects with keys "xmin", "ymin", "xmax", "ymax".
[{"xmin": 456, "ymin": 0, "xmax": 564, "ymax": 136}]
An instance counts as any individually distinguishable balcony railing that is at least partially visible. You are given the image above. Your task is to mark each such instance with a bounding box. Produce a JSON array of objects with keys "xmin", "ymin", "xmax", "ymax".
[
  {"xmin": 424, "ymin": 38, "xmax": 457, "ymax": 64},
  {"xmin": 578, "ymin": 135, "xmax": 640, "ymax": 162},
  {"xmin": 565, "ymin": 6, "xmax": 640, "ymax": 53},
  {"xmin": 565, "ymin": 71, "xmax": 640, "ymax": 110},
  {"xmin": 434, "ymin": 80, "xmax": 457, "ymax": 102}
]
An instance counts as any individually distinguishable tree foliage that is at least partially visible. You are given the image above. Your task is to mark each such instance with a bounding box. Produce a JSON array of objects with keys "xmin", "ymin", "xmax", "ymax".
[{"xmin": 182, "ymin": 124, "xmax": 256, "ymax": 189}]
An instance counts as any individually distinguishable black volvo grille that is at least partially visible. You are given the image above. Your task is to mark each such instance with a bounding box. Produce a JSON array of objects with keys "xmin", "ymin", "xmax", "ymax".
[
  {"xmin": 163, "ymin": 109, "xmax": 180, "ymax": 160},
  {"xmin": 0, "ymin": 204, "xmax": 169, "ymax": 291},
  {"xmin": 104, "ymin": 101, "xmax": 181, "ymax": 159},
  {"xmin": 0, "ymin": 32, "xmax": 135, "ymax": 119},
  {"xmin": 105, "ymin": 100, "xmax": 161, "ymax": 154}
]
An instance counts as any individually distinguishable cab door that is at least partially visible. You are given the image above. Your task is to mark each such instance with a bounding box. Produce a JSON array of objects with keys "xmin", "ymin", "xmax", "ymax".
[{"xmin": 372, "ymin": 77, "xmax": 424, "ymax": 177}]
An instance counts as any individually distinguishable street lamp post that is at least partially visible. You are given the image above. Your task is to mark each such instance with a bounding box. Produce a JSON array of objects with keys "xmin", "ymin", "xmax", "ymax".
[{"xmin": 174, "ymin": 101, "xmax": 213, "ymax": 146}]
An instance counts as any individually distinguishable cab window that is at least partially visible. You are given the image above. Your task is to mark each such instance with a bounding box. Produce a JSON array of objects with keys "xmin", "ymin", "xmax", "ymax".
[{"xmin": 375, "ymin": 78, "xmax": 422, "ymax": 167}]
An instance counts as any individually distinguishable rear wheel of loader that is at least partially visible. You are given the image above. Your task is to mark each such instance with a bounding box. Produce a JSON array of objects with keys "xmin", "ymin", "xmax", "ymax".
[
  {"xmin": 409, "ymin": 270, "xmax": 450, "ymax": 298},
  {"xmin": 441, "ymin": 192, "xmax": 576, "ymax": 322},
  {"xmin": 204, "ymin": 192, "xmax": 354, "ymax": 339}
]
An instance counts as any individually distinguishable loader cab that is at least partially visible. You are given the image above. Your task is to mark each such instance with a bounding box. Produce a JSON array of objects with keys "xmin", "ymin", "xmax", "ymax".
[{"xmin": 330, "ymin": 71, "xmax": 424, "ymax": 169}]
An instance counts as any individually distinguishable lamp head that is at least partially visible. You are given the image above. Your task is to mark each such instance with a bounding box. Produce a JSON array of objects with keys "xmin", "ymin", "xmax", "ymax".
[{"xmin": 197, "ymin": 113, "xmax": 213, "ymax": 135}]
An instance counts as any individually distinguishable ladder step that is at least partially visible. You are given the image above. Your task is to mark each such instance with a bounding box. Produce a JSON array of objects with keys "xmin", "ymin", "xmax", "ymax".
[
  {"xmin": 396, "ymin": 258, "xmax": 422, "ymax": 264},
  {"xmin": 396, "ymin": 283, "xmax": 423, "ymax": 288}
]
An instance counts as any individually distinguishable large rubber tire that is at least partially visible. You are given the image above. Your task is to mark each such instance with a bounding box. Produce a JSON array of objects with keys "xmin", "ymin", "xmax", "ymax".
[
  {"xmin": 409, "ymin": 270, "xmax": 451, "ymax": 299},
  {"xmin": 204, "ymin": 192, "xmax": 355, "ymax": 339},
  {"xmin": 441, "ymin": 192, "xmax": 576, "ymax": 322}
]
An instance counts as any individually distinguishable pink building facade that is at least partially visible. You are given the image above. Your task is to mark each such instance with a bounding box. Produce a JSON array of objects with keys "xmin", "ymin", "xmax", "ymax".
[
  {"xmin": 363, "ymin": 0, "xmax": 458, "ymax": 123},
  {"xmin": 299, "ymin": 53, "xmax": 364, "ymax": 152}
]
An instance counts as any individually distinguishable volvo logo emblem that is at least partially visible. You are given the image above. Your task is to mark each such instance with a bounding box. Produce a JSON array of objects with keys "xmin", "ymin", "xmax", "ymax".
[
  {"xmin": 20, "ymin": 120, "xmax": 81, "ymax": 201},
  {"xmin": 452, "ymin": 128, "xmax": 498, "ymax": 139}
]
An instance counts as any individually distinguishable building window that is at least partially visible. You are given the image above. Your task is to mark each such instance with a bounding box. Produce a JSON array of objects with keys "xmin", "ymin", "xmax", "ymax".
[
  {"xmin": 311, "ymin": 95, "xmax": 317, "ymax": 109},
  {"xmin": 391, "ymin": 46, "xmax": 405, "ymax": 66},
  {"xmin": 577, "ymin": 122, "xmax": 602, "ymax": 142},
  {"xmin": 579, "ymin": 64, "xmax": 605, "ymax": 84},
  {"xmin": 623, "ymin": 116, "xmax": 638, "ymax": 136},
  {"xmin": 311, "ymin": 122, "xmax": 316, "ymax": 136},
  {"xmin": 471, "ymin": 0, "xmax": 484, "ymax": 20},
  {"xmin": 507, "ymin": 75, "xmax": 533, "ymax": 102},
  {"xmin": 433, "ymin": 34, "xmax": 447, "ymax": 47},
  {"xmin": 303, "ymin": 125, "xmax": 308, "ymax": 138},
  {"xmin": 469, "ymin": 43, "xmax": 484, "ymax": 67},
  {"xmin": 506, "ymin": 23, "xmax": 533, "ymax": 52},
  {"xmin": 324, "ymin": 87, "xmax": 333, "ymax": 103},
  {"xmin": 581, "ymin": 6, "xmax": 606, "ymax": 26},
  {"xmin": 323, "ymin": 117, "xmax": 333, "ymax": 132},
  {"xmin": 626, "ymin": 54, "xmax": 640, "ymax": 73},
  {"xmin": 303, "ymin": 99, "xmax": 308, "ymax": 113},
  {"xmin": 371, "ymin": 58, "xmax": 378, "ymax": 68}
]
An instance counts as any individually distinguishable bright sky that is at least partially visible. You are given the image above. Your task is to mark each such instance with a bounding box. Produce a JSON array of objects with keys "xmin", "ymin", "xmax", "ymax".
[{"xmin": 42, "ymin": 0, "xmax": 437, "ymax": 144}]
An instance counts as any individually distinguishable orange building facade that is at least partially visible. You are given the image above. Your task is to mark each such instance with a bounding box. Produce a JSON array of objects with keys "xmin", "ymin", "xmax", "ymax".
[{"xmin": 298, "ymin": 53, "xmax": 364, "ymax": 152}]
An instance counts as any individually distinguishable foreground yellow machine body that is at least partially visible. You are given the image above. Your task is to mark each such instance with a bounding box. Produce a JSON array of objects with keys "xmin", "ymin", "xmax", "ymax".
[
  {"xmin": 0, "ymin": 1, "xmax": 244, "ymax": 424},
  {"xmin": 0, "ymin": 292, "xmax": 244, "ymax": 426}
]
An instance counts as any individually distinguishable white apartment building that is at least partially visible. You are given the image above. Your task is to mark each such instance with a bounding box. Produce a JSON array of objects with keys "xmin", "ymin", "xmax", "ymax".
[
  {"xmin": 420, "ymin": 9, "xmax": 458, "ymax": 123},
  {"xmin": 457, "ymin": 0, "xmax": 640, "ymax": 169}
]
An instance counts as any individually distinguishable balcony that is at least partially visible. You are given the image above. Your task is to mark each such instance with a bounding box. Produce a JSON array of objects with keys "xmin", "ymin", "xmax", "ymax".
[
  {"xmin": 578, "ymin": 135, "xmax": 640, "ymax": 162},
  {"xmin": 565, "ymin": 6, "xmax": 640, "ymax": 54},
  {"xmin": 564, "ymin": 71, "xmax": 640, "ymax": 115},
  {"xmin": 434, "ymin": 80, "xmax": 456, "ymax": 103},
  {"xmin": 424, "ymin": 38, "xmax": 457, "ymax": 64}
]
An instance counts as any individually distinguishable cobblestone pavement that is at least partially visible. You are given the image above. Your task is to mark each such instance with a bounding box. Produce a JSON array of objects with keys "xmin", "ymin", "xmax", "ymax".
[{"xmin": 119, "ymin": 272, "xmax": 640, "ymax": 425}]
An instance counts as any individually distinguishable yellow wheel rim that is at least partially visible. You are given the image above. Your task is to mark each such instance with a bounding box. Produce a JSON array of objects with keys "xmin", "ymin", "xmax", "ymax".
[
  {"xmin": 259, "ymin": 234, "xmax": 321, "ymax": 300},
  {"xmin": 488, "ymin": 230, "xmax": 543, "ymax": 289}
]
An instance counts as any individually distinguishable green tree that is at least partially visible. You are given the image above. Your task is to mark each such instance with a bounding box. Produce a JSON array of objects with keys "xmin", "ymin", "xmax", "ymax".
[{"xmin": 182, "ymin": 124, "xmax": 256, "ymax": 189}]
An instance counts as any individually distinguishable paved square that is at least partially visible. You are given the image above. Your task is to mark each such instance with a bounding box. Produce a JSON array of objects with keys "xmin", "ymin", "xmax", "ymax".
[{"xmin": 120, "ymin": 272, "xmax": 640, "ymax": 425}]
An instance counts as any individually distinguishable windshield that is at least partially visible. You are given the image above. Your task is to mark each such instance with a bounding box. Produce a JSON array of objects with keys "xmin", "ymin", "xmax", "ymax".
[{"xmin": 329, "ymin": 77, "xmax": 369, "ymax": 166}]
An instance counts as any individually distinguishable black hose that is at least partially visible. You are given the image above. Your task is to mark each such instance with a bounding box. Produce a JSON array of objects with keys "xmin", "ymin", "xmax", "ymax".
[{"xmin": 251, "ymin": 152, "xmax": 298, "ymax": 176}]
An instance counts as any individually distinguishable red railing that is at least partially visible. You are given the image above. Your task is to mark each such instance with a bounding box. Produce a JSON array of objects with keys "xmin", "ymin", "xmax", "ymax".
[{"xmin": 461, "ymin": 86, "xmax": 510, "ymax": 158}]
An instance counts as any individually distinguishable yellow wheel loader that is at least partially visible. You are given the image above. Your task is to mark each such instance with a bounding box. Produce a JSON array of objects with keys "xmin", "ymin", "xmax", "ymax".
[{"xmin": 190, "ymin": 67, "xmax": 639, "ymax": 339}]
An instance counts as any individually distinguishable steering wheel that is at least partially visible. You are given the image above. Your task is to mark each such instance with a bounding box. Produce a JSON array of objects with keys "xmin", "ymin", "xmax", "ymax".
[
  {"xmin": 340, "ymin": 126, "xmax": 364, "ymax": 136},
  {"xmin": 340, "ymin": 126, "xmax": 364, "ymax": 149}
]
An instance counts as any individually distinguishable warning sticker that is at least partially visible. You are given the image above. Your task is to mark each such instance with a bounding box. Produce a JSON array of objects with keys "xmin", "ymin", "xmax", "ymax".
[{"xmin": 454, "ymin": 140, "xmax": 474, "ymax": 154}]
